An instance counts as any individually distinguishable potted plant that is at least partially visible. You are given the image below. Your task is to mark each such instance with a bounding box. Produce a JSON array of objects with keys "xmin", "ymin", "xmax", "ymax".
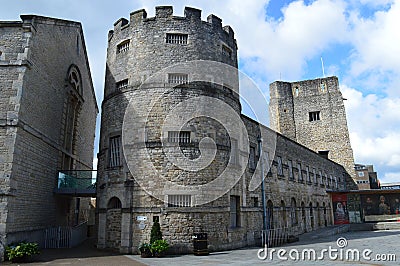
[
  {"xmin": 139, "ymin": 243, "xmax": 152, "ymax": 258},
  {"xmin": 5, "ymin": 241, "xmax": 40, "ymax": 263},
  {"xmin": 150, "ymin": 220, "xmax": 163, "ymax": 244},
  {"xmin": 150, "ymin": 239, "xmax": 169, "ymax": 257}
]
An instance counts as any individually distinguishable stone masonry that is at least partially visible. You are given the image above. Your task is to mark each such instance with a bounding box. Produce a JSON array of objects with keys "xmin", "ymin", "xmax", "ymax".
[
  {"xmin": 0, "ymin": 15, "xmax": 98, "ymax": 258},
  {"xmin": 97, "ymin": 6, "xmax": 354, "ymax": 255}
]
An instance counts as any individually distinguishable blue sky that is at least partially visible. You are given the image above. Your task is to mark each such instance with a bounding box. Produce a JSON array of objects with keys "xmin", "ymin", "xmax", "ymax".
[{"xmin": 1, "ymin": 0, "xmax": 399, "ymax": 184}]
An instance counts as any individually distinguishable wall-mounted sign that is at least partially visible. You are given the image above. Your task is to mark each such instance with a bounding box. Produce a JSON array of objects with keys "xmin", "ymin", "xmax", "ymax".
[
  {"xmin": 138, "ymin": 221, "xmax": 146, "ymax": 230},
  {"xmin": 136, "ymin": 216, "xmax": 147, "ymax": 221}
]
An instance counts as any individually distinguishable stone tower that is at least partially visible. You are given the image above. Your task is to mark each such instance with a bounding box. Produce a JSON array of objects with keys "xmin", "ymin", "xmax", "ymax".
[
  {"xmin": 97, "ymin": 6, "xmax": 242, "ymax": 253},
  {"xmin": 269, "ymin": 76, "xmax": 355, "ymax": 179}
]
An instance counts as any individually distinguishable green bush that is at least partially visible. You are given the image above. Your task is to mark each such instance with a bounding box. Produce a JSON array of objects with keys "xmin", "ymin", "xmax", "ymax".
[
  {"xmin": 5, "ymin": 242, "xmax": 40, "ymax": 261},
  {"xmin": 150, "ymin": 220, "xmax": 163, "ymax": 244},
  {"xmin": 150, "ymin": 239, "xmax": 169, "ymax": 257}
]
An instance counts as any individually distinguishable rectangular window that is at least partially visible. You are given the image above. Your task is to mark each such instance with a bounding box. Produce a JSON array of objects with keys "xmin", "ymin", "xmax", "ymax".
[
  {"xmin": 116, "ymin": 79, "xmax": 128, "ymax": 91},
  {"xmin": 313, "ymin": 168, "xmax": 317, "ymax": 184},
  {"xmin": 277, "ymin": 156, "xmax": 283, "ymax": 176},
  {"xmin": 230, "ymin": 196, "xmax": 240, "ymax": 227},
  {"xmin": 288, "ymin": 160, "xmax": 294, "ymax": 180},
  {"xmin": 249, "ymin": 146, "xmax": 256, "ymax": 170},
  {"xmin": 222, "ymin": 45, "xmax": 232, "ymax": 58},
  {"xmin": 109, "ymin": 136, "xmax": 122, "ymax": 167},
  {"xmin": 168, "ymin": 73, "xmax": 188, "ymax": 84},
  {"xmin": 168, "ymin": 195, "xmax": 191, "ymax": 207},
  {"xmin": 167, "ymin": 131, "xmax": 190, "ymax": 143},
  {"xmin": 231, "ymin": 138, "xmax": 239, "ymax": 165},
  {"xmin": 298, "ymin": 163, "xmax": 302, "ymax": 181},
  {"xmin": 306, "ymin": 166, "xmax": 311, "ymax": 183},
  {"xmin": 166, "ymin": 33, "xmax": 188, "ymax": 44},
  {"xmin": 251, "ymin": 197, "xmax": 259, "ymax": 207},
  {"xmin": 117, "ymin": 40, "xmax": 130, "ymax": 53},
  {"xmin": 309, "ymin": 111, "xmax": 320, "ymax": 121},
  {"xmin": 357, "ymin": 171, "xmax": 365, "ymax": 177}
]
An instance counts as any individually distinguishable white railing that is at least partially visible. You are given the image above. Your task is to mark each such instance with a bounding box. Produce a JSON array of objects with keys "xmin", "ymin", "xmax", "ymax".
[{"xmin": 261, "ymin": 227, "xmax": 289, "ymax": 247}]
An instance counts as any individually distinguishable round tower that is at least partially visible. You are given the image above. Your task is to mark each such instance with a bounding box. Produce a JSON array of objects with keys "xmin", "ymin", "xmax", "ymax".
[{"xmin": 97, "ymin": 6, "xmax": 247, "ymax": 253}]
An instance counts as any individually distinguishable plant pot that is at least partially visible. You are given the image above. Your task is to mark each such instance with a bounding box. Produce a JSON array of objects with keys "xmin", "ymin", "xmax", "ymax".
[
  {"xmin": 11, "ymin": 255, "xmax": 34, "ymax": 263},
  {"xmin": 140, "ymin": 249, "xmax": 152, "ymax": 258},
  {"xmin": 153, "ymin": 251, "xmax": 166, "ymax": 258}
]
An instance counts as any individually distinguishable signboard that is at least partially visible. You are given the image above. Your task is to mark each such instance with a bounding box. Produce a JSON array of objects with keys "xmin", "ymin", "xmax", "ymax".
[
  {"xmin": 138, "ymin": 221, "xmax": 146, "ymax": 230},
  {"xmin": 332, "ymin": 194, "xmax": 349, "ymax": 225},
  {"xmin": 136, "ymin": 216, "xmax": 148, "ymax": 221}
]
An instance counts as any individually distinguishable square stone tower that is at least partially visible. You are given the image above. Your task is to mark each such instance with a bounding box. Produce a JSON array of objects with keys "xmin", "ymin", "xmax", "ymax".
[{"xmin": 269, "ymin": 76, "xmax": 356, "ymax": 180}]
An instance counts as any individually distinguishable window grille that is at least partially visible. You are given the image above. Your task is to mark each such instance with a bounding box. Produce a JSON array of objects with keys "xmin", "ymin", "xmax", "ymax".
[
  {"xmin": 116, "ymin": 79, "xmax": 128, "ymax": 90},
  {"xmin": 117, "ymin": 40, "xmax": 130, "ymax": 53},
  {"xmin": 168, "ymin": 73, "xmax": 188, "ymax": 84},
  {"xmin": 309, "ymin": 111, "xmax": 320, "ymax": 121},
  {"xmin": 109, "ymin": 136, "xmax": 121, "ymax": 167},
  {"xmin": 166, "ymin": 33, "xmax": 188, "ymax": 44},
  {"xmin": 168, "ymin": 195, "xmax": 191, "ymax": 207},
  {"xmin": 167, "ymin": 131, "xmax": 190, "ymax": 143},
  {"xmin": 277, "ymin": 156, "xmax": 283, "ymax": 176}
]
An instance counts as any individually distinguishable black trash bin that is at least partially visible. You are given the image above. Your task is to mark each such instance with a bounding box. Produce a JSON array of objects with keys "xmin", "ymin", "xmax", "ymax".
[{"xmin": 193, "ymin": 233, "xmax": 209, "ymax": 255}]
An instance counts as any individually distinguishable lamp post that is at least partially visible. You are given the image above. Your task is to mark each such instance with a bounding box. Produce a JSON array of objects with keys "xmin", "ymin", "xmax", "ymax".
[{"xmin": 258, "ymin": 136, "xmax": 267, "ymax": 245}]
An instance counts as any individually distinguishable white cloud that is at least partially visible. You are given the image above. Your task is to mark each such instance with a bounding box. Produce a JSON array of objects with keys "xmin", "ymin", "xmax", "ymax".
[{"xmin": 381, "ymin": 172, "xmax": 400, "ymax": 184}]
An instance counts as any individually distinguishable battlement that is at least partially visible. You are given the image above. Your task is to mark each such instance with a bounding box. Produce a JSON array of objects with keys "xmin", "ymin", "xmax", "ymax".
[{"xmin": 111, "ymin": 6, "xmax": 234, "ymax": 40}]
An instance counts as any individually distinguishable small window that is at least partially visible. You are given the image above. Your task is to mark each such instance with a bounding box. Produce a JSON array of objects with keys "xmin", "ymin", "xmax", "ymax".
[
  {"xmin": 318, "ymin": 150, "xmax": 329, "ymax": 159},
  {"xmin": 168, "ymin": 73, "xmax": 188, "ymax": 84},
  {"xmin": 166, "ymin": 33, "xmax": 188, "ymax": 44},
  {"xmin": 107, "ymin": 197, "xmax": 122, "ymax": 209},
  {"xmin": 249, "ymin": 146, "xmax": 256, "ymax": 170},
  {"xmin": 168, "ymin": 195, "xmax": 191, "ymax": 207},
  {"xmin": 231, "ymin": 138, "xmax": 239, "ymax": 165},
  {"xmin": 222, "ymin": 45, "xmax": 232, "ymax": 58},
  {"xmin": 358, "ymin": 172, "xmax": 365, "ymax": 177},
  {"xmin": 298, "ymin": 163, "xmax": 302, "ymax": 181},
  {"xmin": 168, "ymin": 131, "xmax": 190, "ymax": 143},
  {"xmin": 294, "ymin": 86, "xmax": 299, "ymax": 96},
  {"xmin": 288, "ymin": 160, "xmax": 294, "ymax": 180},
  {"xmin": 117, "ymin": 40, "xmax": 130, "ymax": 53},
  {"xmin": 309, "ymin": 111, "xmax": 320, "ymax": 121},
  {"xmin": 109, "ymin": 136, "xmax": 122, "ymax": 167},
  {"xmin": 251, "ymin": 197, "xmax": 259, "ymax": 207},
  {"xmin": 313, "ymin": 168, "xmax": 317, "ymax": 184},
  {"xmin": 320, "ymin": 82, "xmax": 326, "ymax": 92},
  {"xmin": 230, "ymin": 196, "xmax": 240, "ymax": 227},
  {"xmin": 116, "ymin": 79, "xmax": 128, "ymax": 91},
  {"xmin": 277, "ymin": 156, "xmax": 283, "ymax": 176},
  {"xmin": 306, "ymin": 166, "xmax": 310, "ymax": 183}
]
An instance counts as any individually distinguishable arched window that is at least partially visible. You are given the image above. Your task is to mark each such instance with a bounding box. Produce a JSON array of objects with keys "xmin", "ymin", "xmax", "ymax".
[
  {"xmin": 68, "ymin": 65, "xmax": 82, "ymax": 95},
  {"xmin": 107, "ymin": 197, "xmax": 122, "ymax": 209},
  {"xmin": 281, "ymin": 200, "xmax": 287, "ymax": 227},
  {"xmin": 290, "ymin": 198, "xmax": 297, "ymax": 226},
  {"xmin": 267, "ymin": 200, "xmax": 274, "ymax": 229}
]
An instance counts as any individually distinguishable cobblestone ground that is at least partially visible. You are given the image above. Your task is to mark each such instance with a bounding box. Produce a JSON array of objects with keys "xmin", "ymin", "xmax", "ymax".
[{"xmin": 4, "ymin": 229, "xmax": 399, "ymax": 265}]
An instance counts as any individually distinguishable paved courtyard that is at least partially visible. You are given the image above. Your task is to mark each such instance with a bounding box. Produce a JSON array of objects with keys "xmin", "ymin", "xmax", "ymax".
[{"xmin": 6, "ymin": 229, "xmax": 399, "ymax": 265}]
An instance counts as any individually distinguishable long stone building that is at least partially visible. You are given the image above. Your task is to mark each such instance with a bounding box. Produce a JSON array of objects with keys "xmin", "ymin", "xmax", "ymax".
[
  {"xmin": 0, "ymin": 15, "xmax": 98, "ymax": 257},
  {"xmin": 97, "ymin": 6, "xmax": 355, "ymax": 254}
]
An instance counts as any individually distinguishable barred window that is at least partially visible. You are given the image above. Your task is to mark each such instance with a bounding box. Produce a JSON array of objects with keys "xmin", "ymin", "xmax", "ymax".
[
  {"xmin": 288, "ymin": 160, "xmax": 294, "ymax": 180},
  {"xmin": 277, "ymin": 156, "xmax": 283, "ymax": 176},
  {"xmin": 116, "ymin": 79, "xmax": 128, "ymax": 90},
  {"xmin": 309, "ymin": 111, "xmax": 320, "ymax": 121},
  {"xmin": 166, "ymin": 33, "xmax": 188, "ymax": 44},
  {"xmin": 222, "ymin": 45, "xmax": 232, "ymax": 58},
  {"xmin": 117, "ymin": 40, "xmax": 130, "ymax": 53},
  {"xmin": 249, "ymin": 146, "xmax": 256, "ymax": 170},
  {"xmin": 298, "ymin": 163, "xmax": 303, "ymax": 181},
  {"xmin": 109, "ymin": 136, "xmax": 121, "ymax": 167},
  {"xmin": 231, "ymin": 138, "xmax": 239, "ymax": 165},
  {"xmin": 168, "ymin": 131, "xmax": 190, "ymax": 143},
  {"xmin": 168, "ymin": 73, "xmax": 188, "ymax": 84},
  {"xmin": 168, "ymin": 195, "xmax": 191, "ymax": 207}
]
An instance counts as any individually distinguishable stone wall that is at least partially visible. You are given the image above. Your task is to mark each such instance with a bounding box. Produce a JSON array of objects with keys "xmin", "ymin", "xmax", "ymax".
[
  {"xmin": 0, "ymin": 15, "xmax": 97, "ymax": 251},
  {"xmin": 269, "ymin": 77, "xmax": 356, "ymax": 181}
]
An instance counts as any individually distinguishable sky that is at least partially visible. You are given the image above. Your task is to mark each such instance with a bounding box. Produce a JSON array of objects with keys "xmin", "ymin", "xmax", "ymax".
[{"xmin": 1, "ymin": 0, "xmax": 399, "ymax": 184}]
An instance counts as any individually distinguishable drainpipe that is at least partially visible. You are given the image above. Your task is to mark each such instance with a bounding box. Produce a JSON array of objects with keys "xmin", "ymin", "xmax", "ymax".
[{"xmin": 258, "ymin": 136, "xmax": 267, "ymax": 235}]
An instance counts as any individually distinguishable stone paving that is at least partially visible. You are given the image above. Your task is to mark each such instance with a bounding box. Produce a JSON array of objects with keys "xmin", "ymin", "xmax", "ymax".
[{"xmin": 4, "ymin": 229, "xmax": 399, "ymax": 265}]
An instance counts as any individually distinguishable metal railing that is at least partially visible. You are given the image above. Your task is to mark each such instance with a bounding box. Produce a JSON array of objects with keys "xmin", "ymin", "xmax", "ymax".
[
  {"xmin": 261, "ymin": 227, "xmax": 290, "ymax": 247},
  {"xmin": 44, "ymin": 222, "xmax": 88, "ymax": 248},
  {"xmin": 55, "ymin": 170, "xmax": 96, "ymax": 196}
]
